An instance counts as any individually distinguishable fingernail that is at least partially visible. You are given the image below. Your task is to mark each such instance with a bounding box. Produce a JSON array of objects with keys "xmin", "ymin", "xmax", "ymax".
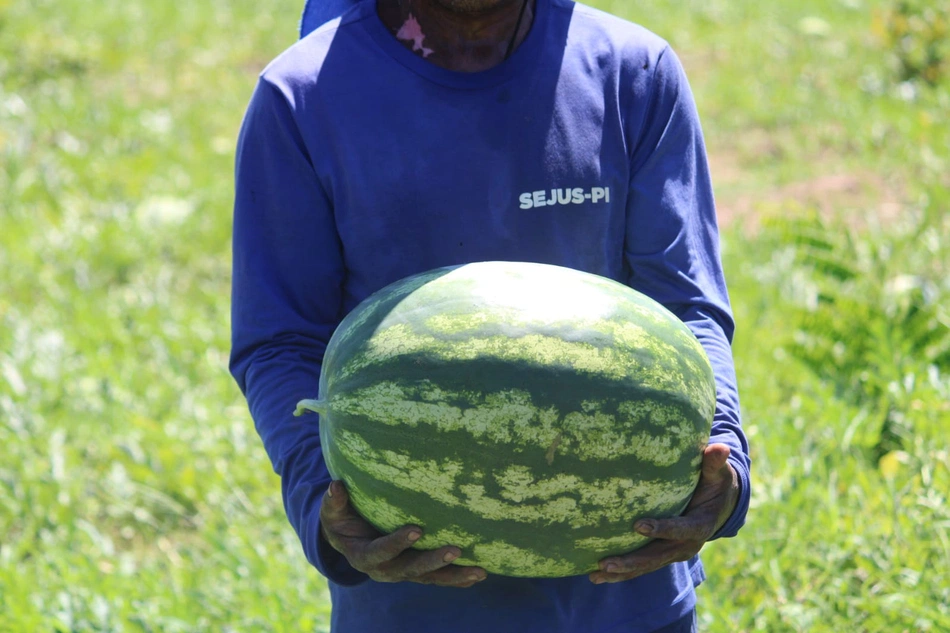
[
  {"xmin": 326, "ymin": 484, "xmax": 333, "ymax": 498},
  {"xmin": 592, "ymin": 576, "xmax": 605, "ymax": 585},
  {"xmin": 605, "ymin": 563, "xmax": 619, "ymax": 573},
  {"xmin": 407, "ymin": 531, "xmax": 422, "ymax": 543},
  {"xmin": 636, "ymin": 521, "xmax": 655, "ymax": 535},
  {"xmin": 443, "ymin": 551, "xmax": 459, "ymax": 563},
  {"xmin": 468, "ymin": 572, "xmax": 485, "ymax": 582}
]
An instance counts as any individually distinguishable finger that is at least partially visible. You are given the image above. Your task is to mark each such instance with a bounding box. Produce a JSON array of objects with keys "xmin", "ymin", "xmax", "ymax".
[
  {"xmin": 591, "ymin": 540, "xmax": 701, "ymax": 583},
  {"xmin": 320, "ymin": 480, "xmax": 352, "ymax": 522},
  {"xmin": 319, "ymin": 481, "xmax": 385, "ymax": 550},
  {"xmin": 635, "ymin": 514, "xmax": 714, "ymax": 542},
  {"xmin": 600, "ymin": 538, "xmax": 693, "ymax": 574},
  {"xmin": 355, "ymin": 525, "xmax": 425, "ymax": 569},
  {"xmin": 702, "ymin": 443, "xmax": 731, "ymax": 479},
  {"xmin": 413, "ymin": 564, "xmax": 489, "ymax": 588},
  {"xmin": 381, "ymin": 545, "xmax": 464, "ymax": 579}
]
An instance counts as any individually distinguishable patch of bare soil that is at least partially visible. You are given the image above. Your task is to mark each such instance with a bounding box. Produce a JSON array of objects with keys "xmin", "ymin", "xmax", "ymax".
[{"xmin": 709, "ymin": 151, "xmax": 905, "ymax": 234}]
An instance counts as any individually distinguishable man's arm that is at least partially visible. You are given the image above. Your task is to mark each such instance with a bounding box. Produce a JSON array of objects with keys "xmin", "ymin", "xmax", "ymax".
[
  {"xmin": 624, "ymin": 45, "xmax": 750, "ymax": 535},
  {"xmin": 592, "ymin": 43, "xmax": 749, "ymax": 585},
  {"xmin": 230, "ymin": 78, "xmax": 485, "ymax": 588},
  {"xmin": 229, "ymin": 77, "xmax": 368, "ymax": 586}
]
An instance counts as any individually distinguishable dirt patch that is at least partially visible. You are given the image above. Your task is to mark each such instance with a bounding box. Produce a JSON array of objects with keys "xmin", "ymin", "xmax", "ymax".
[{"xmin": 709, "ymin": 151, "xmax": 905, "ymax": 233}]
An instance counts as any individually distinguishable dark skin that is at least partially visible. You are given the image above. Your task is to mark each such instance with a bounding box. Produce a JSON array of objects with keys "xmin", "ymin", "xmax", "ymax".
[
  {"xmin": 319, "ymin": 444, "xmax": 739, "ymax": 587},
  {"xmin": 377, "ymin": 0, "xmax": 536, "ymax": 72},
  {"xmin": 320, "ymin": 0, "xmax": 741, "ymax": 588},
  {"xmin": 320, "ymin": 480, "xmax": 488, "ymax": 587},
  {"xmin": 589, "ymin": 443, "xmax": 739, "ymax": 584}
]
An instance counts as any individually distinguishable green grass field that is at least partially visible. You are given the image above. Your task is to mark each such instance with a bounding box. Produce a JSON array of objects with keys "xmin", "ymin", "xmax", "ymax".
[{"xmin": 2, "ymin": 0, "xmax": 948, "ymax": 630}]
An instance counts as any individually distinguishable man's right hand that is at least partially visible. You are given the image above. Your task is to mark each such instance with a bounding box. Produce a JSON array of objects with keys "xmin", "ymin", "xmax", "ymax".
[{"xmin": 320, "ymin": 480, "xmax": 488, "ymax": 587}]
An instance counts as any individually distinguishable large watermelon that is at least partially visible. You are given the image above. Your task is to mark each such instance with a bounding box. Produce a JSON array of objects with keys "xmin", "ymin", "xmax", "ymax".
[{"xmin": 294, "ymin": 261, "xmax": 716, "ymax": 578}]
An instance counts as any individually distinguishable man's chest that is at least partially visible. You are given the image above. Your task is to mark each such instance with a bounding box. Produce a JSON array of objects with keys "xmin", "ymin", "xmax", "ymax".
[{"xmin": 306, "ymin": 71, "xmax": 634, "ymax": 292}]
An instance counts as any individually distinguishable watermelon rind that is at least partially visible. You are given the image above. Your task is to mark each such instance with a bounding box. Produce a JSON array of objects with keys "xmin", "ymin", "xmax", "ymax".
[{"xmin": 296, "ymin": 261, "xmax": 716, "ymax": 578}]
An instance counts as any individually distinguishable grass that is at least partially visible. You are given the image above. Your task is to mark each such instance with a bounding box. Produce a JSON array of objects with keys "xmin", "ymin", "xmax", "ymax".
[
  {"xmin": 1, "ymin": 0, "xmax": 948, "ymax": 630},
  {"xmin": 701, "ymin": 206, "xmax": 950, "ymax": 631}
]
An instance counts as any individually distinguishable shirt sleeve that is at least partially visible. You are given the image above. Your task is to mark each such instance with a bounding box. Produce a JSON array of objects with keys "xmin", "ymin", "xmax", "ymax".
[
  {"xmin": 229, "ymin": 78, "xmax": 369, "ymax": 585},
  {"xmin": 624, "ymin": 46, "xmax": 751, "ymax": 539}
]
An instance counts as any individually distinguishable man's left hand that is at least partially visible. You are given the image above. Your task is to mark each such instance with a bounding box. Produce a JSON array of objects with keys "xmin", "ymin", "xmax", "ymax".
[{"xmin": 589, "ymin": 443, "xmax": 739, "ymax": 584}]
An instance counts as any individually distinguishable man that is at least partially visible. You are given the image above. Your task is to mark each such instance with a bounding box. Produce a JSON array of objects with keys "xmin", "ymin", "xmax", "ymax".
[{"xmin": 230, "ymin": 0, "xmax": 751, "ymax": 631}]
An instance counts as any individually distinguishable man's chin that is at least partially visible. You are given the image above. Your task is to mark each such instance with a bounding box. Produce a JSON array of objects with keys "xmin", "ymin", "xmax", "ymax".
[{"xmin": 431, "ymin": 0, "xmax": 523, "ymax": 16}]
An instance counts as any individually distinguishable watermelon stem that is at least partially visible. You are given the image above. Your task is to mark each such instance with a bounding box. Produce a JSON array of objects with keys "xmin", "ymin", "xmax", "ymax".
[{"xmin": 294, "ymin": 399, "xmax": 328, "ymax": 417}]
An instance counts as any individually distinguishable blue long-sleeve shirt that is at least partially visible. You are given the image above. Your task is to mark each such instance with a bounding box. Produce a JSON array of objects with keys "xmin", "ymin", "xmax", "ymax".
[{"xmin": 230, "ymin": 1, "xmax": 750, "ymax": 630}]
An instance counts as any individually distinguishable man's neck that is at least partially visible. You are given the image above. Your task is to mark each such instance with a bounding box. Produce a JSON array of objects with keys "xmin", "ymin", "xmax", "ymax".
[{"xmin": 377, "ymin": 0, "xmax": 535, "ymax": 72}]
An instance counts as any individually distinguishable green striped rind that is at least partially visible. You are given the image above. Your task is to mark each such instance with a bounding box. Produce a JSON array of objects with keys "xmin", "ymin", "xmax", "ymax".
[
  {"xmin": 314, "ymin": 262, "xmax": 716, "ymax": 577},
  {"xmin": 328, "ymin": 383, "xmax": 706, "ymax": 467},
  {"xmin": 331, "ymin": 427, "xmax": 694, "ymax": 577},
  {"xmin": 324, "ymin": 263, "xmax": 715, "ymax": 423},
  {"xmin": 320, "ymin": 266, "xmax": 453, "ymax": 383}
]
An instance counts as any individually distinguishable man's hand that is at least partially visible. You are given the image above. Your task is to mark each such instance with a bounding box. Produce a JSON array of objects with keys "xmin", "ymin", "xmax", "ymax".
[
  {"xmin": 320, "ymin": 480, "xmax": 488, "ymax": 587},
  {"xmin": 589, "ymin": 443, "xmax": 739, "ymax": 584}
]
